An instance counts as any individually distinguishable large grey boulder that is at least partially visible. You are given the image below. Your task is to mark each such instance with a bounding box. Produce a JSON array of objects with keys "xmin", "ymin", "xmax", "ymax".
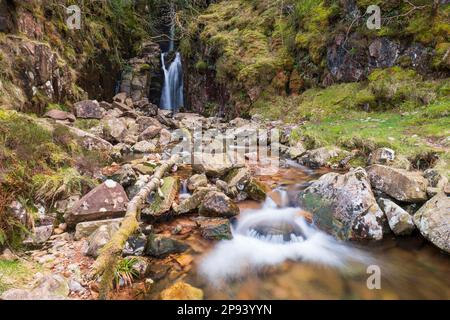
[
  {"xmin": 413, "ymin": 192, "xmax": 450, "ymax": 253},
  {"xmin": 64, "ymin": 180, "xmax": 129, "ymax": 226},
  {"xmin": 299, "ymin": 167, "xmax": 386, "ymax": 240},
  {"xmin": 192, "ymin": 153, "xmax": 238, "ymax": 177},
  {"xmin": 378, "ymin": 198, "xmax": 415, "ymax": 236},
  {"xmin": 367, "ymin": 165, "xmax": 428, "ymax": 203}
]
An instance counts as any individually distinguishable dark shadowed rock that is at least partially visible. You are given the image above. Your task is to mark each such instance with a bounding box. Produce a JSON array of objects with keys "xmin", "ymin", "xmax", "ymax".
[
  {"xmin": 367, "ymin": 165, "xmax": 428, "ymax": 203},
  {"xmin": 145, "ymin": 234, "xmax": 189, "ymax": 257},
  {"xmin": 74, "ymin": 100, "xmax": 105, "ymax": 119},
  {"xmin": 299, "ymin": 167, "xmax": 386, "ymax": 240},
  {"xmin": 65, "ymin": 180, "xmax": 129, "ymax": 226},
  {"xmin": 106, "ymin": 164, "xmax": 137, "ymax": 188}
]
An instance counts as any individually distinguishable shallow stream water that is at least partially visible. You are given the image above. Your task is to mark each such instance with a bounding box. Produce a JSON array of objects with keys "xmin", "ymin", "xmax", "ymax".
[{"xmin": 185, "ymin": 163, "xmax": 450, "ymax": 300}]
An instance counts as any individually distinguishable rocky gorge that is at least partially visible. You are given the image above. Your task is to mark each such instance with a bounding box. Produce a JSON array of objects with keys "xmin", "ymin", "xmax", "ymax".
[{"xmin": 0, "ymin": 0, "xmax": 449, "ymax": 300}]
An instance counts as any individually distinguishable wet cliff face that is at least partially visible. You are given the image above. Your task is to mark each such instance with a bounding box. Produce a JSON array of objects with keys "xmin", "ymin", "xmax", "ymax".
[{"xmin": 0, "ymin": 0, "xmax": 153, "ymax": 114}]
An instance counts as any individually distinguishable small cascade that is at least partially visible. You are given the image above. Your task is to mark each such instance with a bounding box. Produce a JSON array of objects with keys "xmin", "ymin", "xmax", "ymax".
[
  {"xmin": 179, "ymin": 179, "xmax": 191, "ymax": 200},
  {"xmin": 199, "ymin": 192, "xmax": 373, "ymax": 285},
  {"xmin": 160, "ymin": 10, "xmax": 184, "ymax": 111}
]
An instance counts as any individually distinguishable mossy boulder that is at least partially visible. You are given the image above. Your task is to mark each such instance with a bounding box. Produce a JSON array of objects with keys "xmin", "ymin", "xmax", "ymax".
[{"xmin": 245, "ymin": 178, "xmax": 267, "ymax": 202}]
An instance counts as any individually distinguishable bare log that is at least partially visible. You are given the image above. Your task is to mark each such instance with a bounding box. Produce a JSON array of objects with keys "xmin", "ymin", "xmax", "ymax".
[{"xmin": 92, "ymin": 154, "xmax": 180, "ymax": 299}]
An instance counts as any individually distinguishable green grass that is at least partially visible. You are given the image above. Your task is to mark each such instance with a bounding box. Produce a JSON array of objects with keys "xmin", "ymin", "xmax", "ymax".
[
  {"xmin": 292, "ymin": 99, "xmax": 450, "ymax": 173},
  {"xmin": 0, "ymin": 259, "xmax": 37, "ymax": 294}
]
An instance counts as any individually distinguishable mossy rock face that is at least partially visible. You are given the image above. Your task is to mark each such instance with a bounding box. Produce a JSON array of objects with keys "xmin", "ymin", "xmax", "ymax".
[
  {"xmin": 144, "ymin": 177, "xmax": 180, "ymax": 217},
  {"xmin": 245, "ymin": 178, "xmax": 267, "ymax": 202}
]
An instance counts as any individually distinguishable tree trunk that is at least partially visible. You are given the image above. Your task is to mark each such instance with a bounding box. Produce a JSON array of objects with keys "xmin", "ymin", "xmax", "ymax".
[{"xmin": 91, "ymin": 154, "xmax": 179, "ymax": 299}]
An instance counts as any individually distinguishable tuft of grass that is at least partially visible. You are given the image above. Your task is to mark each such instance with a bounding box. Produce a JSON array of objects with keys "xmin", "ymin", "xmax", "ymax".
[
  {"xmin": 0, "ymin": 259, "xmax": 38, "ymax": 294},
  {"xmin": 114, "ymin": 257, "xmax": 139, "ymax": 290}
]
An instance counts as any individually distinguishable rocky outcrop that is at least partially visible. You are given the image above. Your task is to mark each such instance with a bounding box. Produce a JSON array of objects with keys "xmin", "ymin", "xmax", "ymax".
[
  {"xmin": 367, "ymin": 165, "xmax": 428, "ymax": 203},
  {"xmin": 64, "ymin": 180, "xmax": 129, "ymax": 226},
  {"xmin": 413, "ymin": 192, "xmax": 450, "ymax": 253},
  {"xmin": 299, "ymin": 167, "xmax": 386, "ymax": 240},
  {"xmin": 119, "ymin": 41, "xmax": 162, "ymax": 103}
]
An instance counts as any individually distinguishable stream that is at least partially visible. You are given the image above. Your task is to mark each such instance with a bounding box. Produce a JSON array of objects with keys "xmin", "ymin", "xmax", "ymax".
[{"xmin": 174, "ymin": 162, "xmax": 450, "ymax": 300}]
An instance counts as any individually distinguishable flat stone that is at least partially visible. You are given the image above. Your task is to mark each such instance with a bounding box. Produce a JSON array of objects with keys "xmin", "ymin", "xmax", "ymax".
[
  {"xmin": 65, "ymin": 180, "xmax": 129, "ymax": 226},
  {"xmin": 196, "ymin": 217, "xmax": 232, "ymax": 240},
  {"xmin": 44, "ymin": 109, "xmax": 76, "ymax": 122},
  {"xmin": 74, "ymin": 100, "xmax": 105, "ymax": 119},
  {"xmin": 74, "ymin": 218, "xmax": 123, "ymax": 240}
]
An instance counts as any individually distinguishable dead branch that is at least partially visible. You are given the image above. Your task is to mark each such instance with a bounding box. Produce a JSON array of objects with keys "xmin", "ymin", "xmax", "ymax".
[{"xmin": 91, "ymin": 154, "xmax": 180, "ymax": 300}]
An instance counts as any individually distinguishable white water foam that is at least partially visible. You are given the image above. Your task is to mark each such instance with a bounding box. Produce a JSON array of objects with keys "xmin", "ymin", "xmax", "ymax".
[{"xmin": 199, "ymin": 196, "xmax": 372, "ymax": 286}]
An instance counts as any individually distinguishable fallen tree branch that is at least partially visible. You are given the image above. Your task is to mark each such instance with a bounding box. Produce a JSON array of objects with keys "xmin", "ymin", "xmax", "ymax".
[{"xmin": 91, "ymin": 154, "xmax": 180, "ymax": 299}]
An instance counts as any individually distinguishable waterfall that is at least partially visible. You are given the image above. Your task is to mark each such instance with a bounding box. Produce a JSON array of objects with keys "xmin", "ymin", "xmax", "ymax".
[
  {"xmin": 160, "ymin": 52, "xmax": 184, "ymax": 111},
  {"xmin": 160, "ymin": 9, "xmax": 184, "ymax": 111}
]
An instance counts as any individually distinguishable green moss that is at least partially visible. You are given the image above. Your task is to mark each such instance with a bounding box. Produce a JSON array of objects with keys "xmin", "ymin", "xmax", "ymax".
[
  {"xmin": 0, "ymin": 259, "xmax": 37, "ymax": 294},
  {"xmin": 195, "ymin": 59, "xmax": 208, "ymax": 73},
  {"xmin": 74, "ymin": 119, "xmax": 100, "ymax": 131}
]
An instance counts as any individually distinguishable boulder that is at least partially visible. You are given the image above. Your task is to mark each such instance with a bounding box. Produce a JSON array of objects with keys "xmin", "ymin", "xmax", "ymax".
[
  {"xmin": 287, "ymin": 141, "xmax": 306, "ymax": 159},
  {"xmin": 159, "ymin": 128, "xmax": 172, "ymax": 146},
  {"xmin": 173, "ymin": 187, "xmax": 214, "ymax": 215},
  {"xmin": 101, "ymin": 115, "xmax": 128, "ymax": 143},
  {"xmin": 123, "ymin": 233, "xmax": 147, "ymax": 256},
  {"xmin": 144, "ymin": 234, "xmax": 189, "ymax": 258},
  {"xmin": 44, "ymin": 109, "xmax": 75, "ymax": 122},
  {"xmin": 187, "ymin": 174, "xmax": 208, "ymax": 193},
  {"xmin": 136, "ymin": 116, "xmax": 162, "ymax": 133},
  {"xmin": 413, "ymin": 192, "xmax": 450, "ymax": 253},
  {"xmin": 65, "ymin": 180, "xmax": 129, "ymax": 226},
  {"xmin": 106, "ymin": 164, "xmax": 137, "ymax": 188},
  {"xmin": 423, "ymin": 169, "xmax": 449, "ymax": 189},
  {"xmin": 224, "ymin": 167, "xmax": 251, "ymax": 197},
  {"xmin": 299, "ymin": 167, "xmax": 386, "ymax": 240},
  {"xmin": 196, "ymin": 217, "xmax": 232, "ymax": 240},
  {"xmin": 112, "ymin": 101, "xmax": 132, "ymax": 112},
  {"xmin": 378, "ymin": 198, "xmax": 415, "ymax": 236},
  {"xmin": 368, "ymin": 148, "xmax": 395, "ymax": 165},
  {"xmin": 23, "ymin": 225, "xmax": 54, "ymax": 245},
  {"xmin": 138, "ymin": 125, "xmax": 161, "ymax": 141},
  {"xmin": 142, "ymin": 176, "xmax": 179, "ymax": 217},
  {"xmin": 199, "ymin": 191, "xmax": 240, "ymax": 218},
  {"xmin": 192, "ymin": 152, "xmax": 238, "ymax": 177},
  {"xmin": 245, "ymin": 178, "xmax": 267, "ymax": 202},
  {"xmin": 74, "ymin": 100, "xmax": 105, "ymax": 119},
  {"xmin": 298, "ymin": 147, "xmax": 343, "ymax": 168},
  {"xmin": 113, "ymin": 92, "xmax": 127, "ymax": 104},
  {"xmin": 367, "ymin": 165, "xmax": 428, "ymax": 203},
  {"xmin": 86, "ymin": 223, "xmax": 120, "ymax": 258},
  {"xmin": 74, "ymin": 218, "xmax": 122, "ymax": 240},
  {"xmin": 160, "ymin": 281, "xmax": 203, "ymax": 300},
  {"xmin": 132, "ymin": 140, "xmax": 157, "ymax": 153}
]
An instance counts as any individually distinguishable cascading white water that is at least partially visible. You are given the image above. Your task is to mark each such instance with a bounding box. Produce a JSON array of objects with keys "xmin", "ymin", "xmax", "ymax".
[
  {"xmin": 199, "ymin": 193, "xmax": 373, "ymax": 286},
  {"xmin": 160, "ymin": 17, "xmax": 184, "ymax": 111}
]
